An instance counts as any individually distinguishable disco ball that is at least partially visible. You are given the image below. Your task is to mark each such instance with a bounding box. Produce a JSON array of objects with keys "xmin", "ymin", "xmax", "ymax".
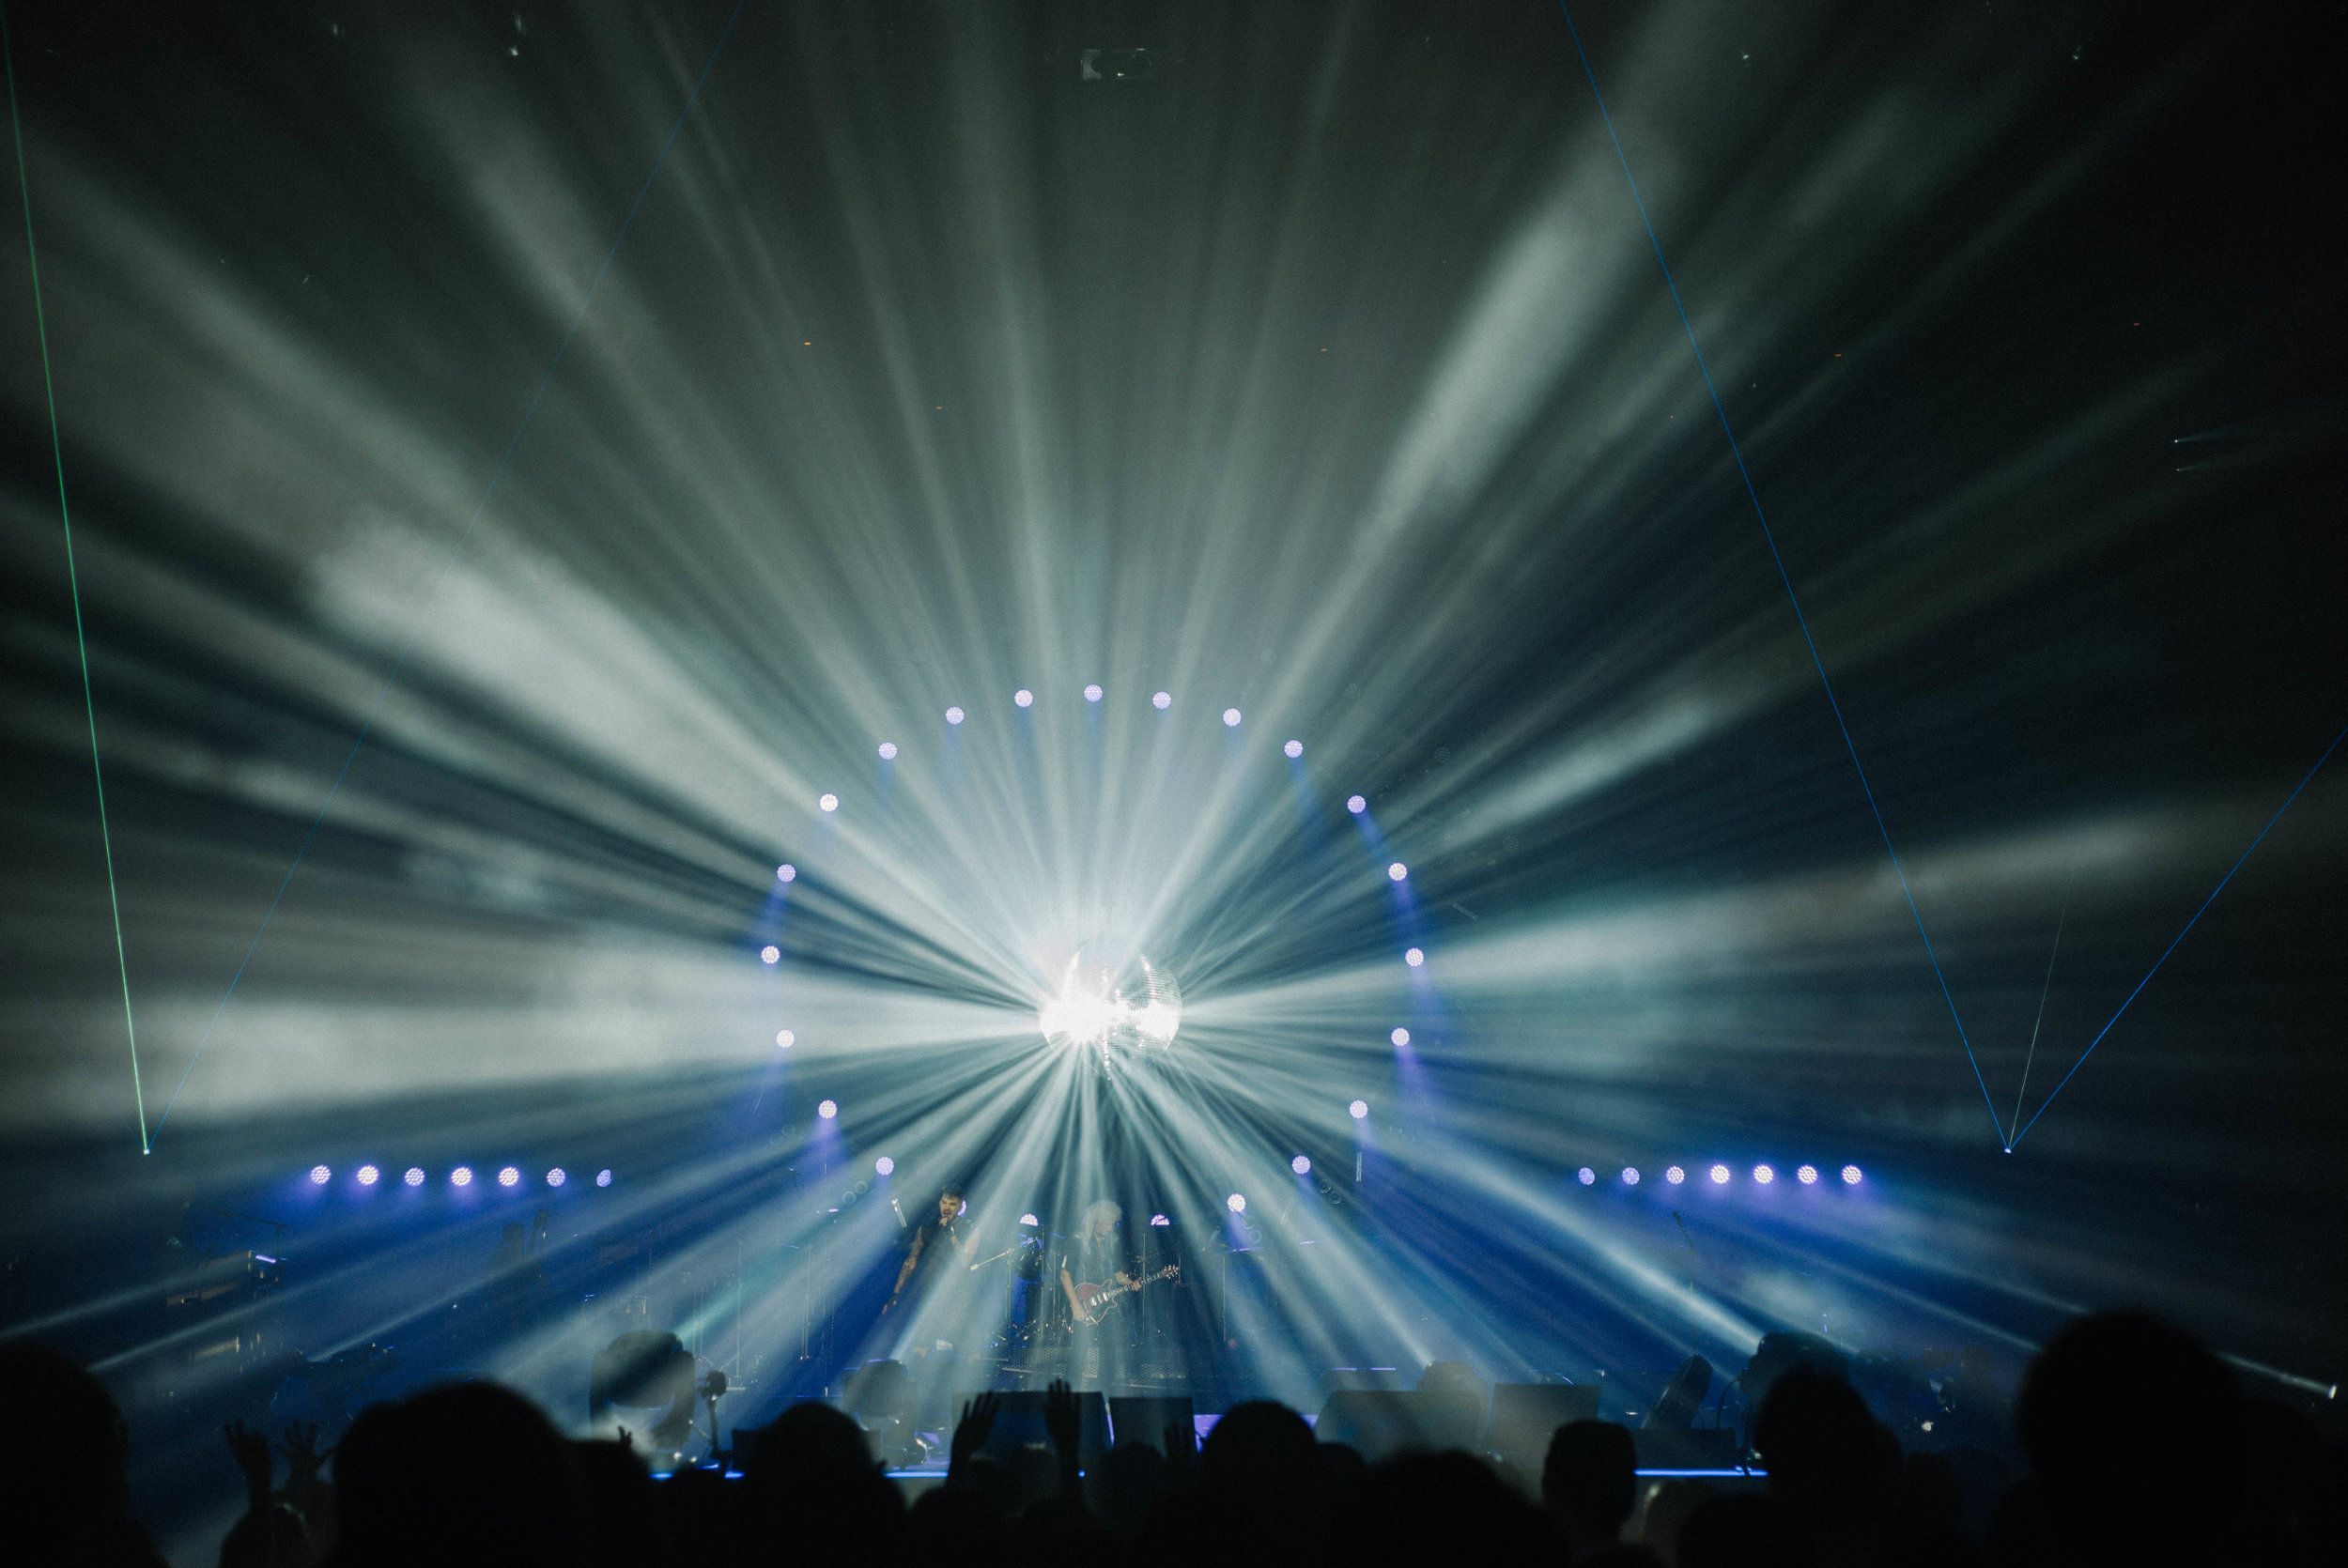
[{"xmin": 1038, "ymin": 953, "xmax": 1182, "ymax": 1055}]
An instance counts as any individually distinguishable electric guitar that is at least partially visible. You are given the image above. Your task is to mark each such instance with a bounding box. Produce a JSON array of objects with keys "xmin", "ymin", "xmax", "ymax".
[{"xmin": 1069, "ymin": 1265, "xmax": 1179, "ymax": 1324}]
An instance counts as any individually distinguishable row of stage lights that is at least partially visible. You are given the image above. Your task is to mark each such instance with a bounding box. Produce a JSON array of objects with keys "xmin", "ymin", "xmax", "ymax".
[
  {"xmin": 1575, "ymin": 1162, "xmax": 1863, "ymax": 1188},
  {"xmin": 307, "ymin": 1164, "xmax": 615, "ymax": 1190}
]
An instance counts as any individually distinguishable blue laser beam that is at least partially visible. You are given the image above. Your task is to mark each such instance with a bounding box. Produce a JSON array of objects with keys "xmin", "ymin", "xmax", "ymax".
[
  {"xmin": 1552, "ymin": 2, "xmax": 2005, "ymax": 1143},
  {"xmin": 149, "ymin": 0, "xmax": 751, "ymax": 1140},
  {"xmin": 2010, "ymin": 721, "xmax": 2346, "ymax": 1146}
]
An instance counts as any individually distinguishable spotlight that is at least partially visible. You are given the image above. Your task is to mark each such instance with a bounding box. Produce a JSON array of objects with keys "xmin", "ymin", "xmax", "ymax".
[
  {"xmin": 309, "ymin": 1165, "xmax": 331, "ymax": 1184},
  {"xmin": 1150, "ymin": 1214, "xmax": 1169, "ymax": 1227},
  {"xmin": 1291, "ymin": 1155, "xmax": 1312, "ymax": 1176},
  {"xmin": 1797, "ymin": 1164, "xmax": 1819, "ymax": 1185},
  {"xmin": 547, "ymin": 1168, "xmax": 566, "ymax": 1187},
  {"xmin": 1349, "ymin": 1099, "xmax": 1369, "ymax": 1120},
  {"xmin": 1404, "ymin": 947, "xmax": 1424, "ymax": 967},
  {"xmin": 1666, "ymin": 1165, "xmax": 1686, "ymax": 1185},
  {"xmin": 452, "ymin": 1166, "xmax": 474, "ymax": 1187},
  {"xmin": 818, "ymin": 793, "xmax": 838, "ymax": 813},
  {"xmin": 1014, "ymin": 689, "xmax": 1034, "ymax": 708},
  {"xmin": 1152, "ymin": 691, "xmax": 1171, "ymax": 710},
  {"xmin": 1387, "ymin": 862, "xmax": 1407, "ymax": 881},
  {"xmin": 817, "ymin": 1099, "xmax": 838, "ymax": 1119},
  {"xmin": 874, "ymin": 1156, "xmax": 894, "ymax": 1176},
  {"xmin": 946, "ymin": 706, "xmax": 965, "ymax": 725},
  {"xmin": 499, "ymin": 1166, "xmax": 521, "ymax": 1188},
  {"xmin": 1284, "ymin": 740, "xmax": 1303, "ymax": 758},
  {"xmin": 1390, "ymin": 1027, "xmax": 1410, "ymax": 1046},
  {"xmin": 1084, "ymin": 684, "xmax": 1103, "ymax": 702},
  {"xmin": 1578, "ymin": 1167, "xmax": 1596, "ymax": 1186},
  {"xmin": 1841, "ymin": 1164, "xmax": 1862, "ymax": 1185},
  {"xmin": 404, "ymin": 1167, "xmax": 425, "ymax": 1187},
  {"xmin": 596, "ymin": 1169, "xmax": 613, "ymax": 1187},
  {"xmin": 776, "ymin": 1029, "xmax": 795, "ymax": 1048},
  {"xmin": 1346, "ymin": 794, "xmax": 1367, "ymax": 814},
  {"xmin": 761, "ymin": 945, "xmax": 780, "ymax": 965},
  {"xmin": 1753, "ymin": 1164, "xmax": 1775, "ymax": 1185},
  {"xmin": 1021, "ymin": 1213, "xmax": 1041, "ymax": 1226},
  {"xmin": 357, "ymin": 1164, "xmax": 379, "ymax": 1186},
  {"xmin": 777, "ymin": 864, "xmax": 796, "ymax": 882},
  {"xmin": 1222, "ymin": 708, "xmax": 1242, "ymax": 727},
  {"xmin": 1710, "ymin": 1164, "xmax": 1730, "ymax": 1184},
  {"xmin": 1226, "ymin": 1193, "xmax": 1246, "ymax": 1213},
  {"xmin": 1622, "ymin": 1167, "xmax": 1641, "ymax": 1186},
  {"xmin": 878, "ymin": 742, "xmax": 897, "ymax": 760}
]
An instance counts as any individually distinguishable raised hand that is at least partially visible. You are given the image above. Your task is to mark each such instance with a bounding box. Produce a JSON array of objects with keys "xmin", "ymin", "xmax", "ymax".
[
  {"xmin": 224, "ymin": 1419, "xmax": 274, "ymax": 1508},
  {"xmin": 1043, "ymin": 1377, "xmax": 1083, "ymax": 1496},
  {"xmin": 949, "ymin": 1391, "xmax": 1002, "ymax": 1482},
  {"xmin": 274, "ymin": 1422, "xmax": 324, "ymax": 1486}
]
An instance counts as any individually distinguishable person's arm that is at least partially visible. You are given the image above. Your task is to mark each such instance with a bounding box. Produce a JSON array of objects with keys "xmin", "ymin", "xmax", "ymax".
[
  {"xmin": 949, "ymin": 1391, "xmax": 1001, "ymax": 1486},
  {"xmin": 224, "ymin": 1419, "xmax": 274, "ymax": 1513},
  {"xmin": 1043, "ymin": 1378, "xmax": 1083, "ymax": 1500},
  {"xmin": 1061, "ymin": 1265, "xmax": 1086, "ymax": 1321},
  {"xmin": 886, "ymin": 1232, "xmax": 923, "ymax": 1310}
]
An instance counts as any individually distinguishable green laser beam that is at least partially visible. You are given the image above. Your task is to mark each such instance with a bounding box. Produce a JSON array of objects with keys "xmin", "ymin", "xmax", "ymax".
[{"xmin": 5, "ymin": 4, "xmax": 147, "ymax": 1152}]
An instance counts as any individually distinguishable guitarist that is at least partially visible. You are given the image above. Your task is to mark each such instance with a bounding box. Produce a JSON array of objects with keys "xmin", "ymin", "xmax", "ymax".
[{"xmin": 1061, "ymin": 1200, "xmax": 1146, "ymax": 1385}]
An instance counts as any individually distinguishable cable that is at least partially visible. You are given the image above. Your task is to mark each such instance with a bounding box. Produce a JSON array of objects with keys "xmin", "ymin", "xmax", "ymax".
[
  {"xmin": 2007, "ymin": 905, "xmax": 2065, "ymax": 1145},
  {"xmin": 6, "ymin": 3, "xmax": 147, "ymax": 1150},
  {"xmin": 1552, "ymin": 3, "xmax": 2005, "ymax": 1142},
  {"xmin": 2011, "ymin": 721, "xmax": 2346, "ymax": 1146},
  {"xmin": 149, "ymin": 0, "xmax": 751, "ymax": 1139}
]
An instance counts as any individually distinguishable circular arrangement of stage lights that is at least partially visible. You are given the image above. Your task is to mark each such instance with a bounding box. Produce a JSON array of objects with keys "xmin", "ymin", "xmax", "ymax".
[
  {"xmin": 1084, "ymin": 684, "xmax": 1103, "ymax": 702},
  {"xmin": 818, "ymin": 792, "xmax": 839, "ymax": 813},
  {"xmin": 761, "ymin": 945, "xmax": 780, "ymax": 965},
  {"xmin": 1842, "ymin": 1164, "xmax": 1863, "ymax": 1185},
  {"xmin": 874, "ymin": 1156, "xmax": 894, "ymax": 1175},
  {"xmin": 817, "ymin": 1099, "xmax": 838, "ymax": 1119},
  {"xmin": 1349, "ymin": 1099, "xmax": 1369, "ymax": 1119},
  {"xmin": 547, "ymin": 1167, "xmax": 566, "ymax": 1187},
  {"xmin": 1390, "ymin": 1027, "xmax": 1410, "ymax": 1046},
  {"xmin": 776, "ymin": 1029, "xmax": 795, "ymax": 1049},
  {"xmin": 1038, "ymin": 954, "xmax": 1182, "ymax": 1055},
  {"xmin": 878, "ymin": 742, "xmax": 897, "ymax": 760},
  {"xmin": 1284, "ymin": 739, "xmax": 1303, "ymax": 758},
  {"xmin": 1753, "ymin": 1164, "xmax": 1775, "ymax": 1185},
  {"xmin": 1346, "ymin": 794, "xmax": 1367, "ymax": 814},
  {"xmin": 1710, "ymin": 1164, "xmax": 1731, "ymax": 1184},
  {"xmin": 946, "ymin": 706, "xmax": 965, "ymax": 725},
  {"xmin": 1797, "ymin": 1164, "xmax": 1819, "ymax": 1185},
  {"xmin": 309, "ymin": 1164, "xmax": 331, "ymax": 1184},
  {"xmin": 1227, "ymin": 1192, "xmax": 1247, "ymax": 1213},
  {"xmin": 1665, "ymin": 1165, "xmax": 1686, "ymax": 1185},
  {"xmin": 1578, "ymin": 1166, "xmax": 1596, "ymax": 1186},
  {"xmin": 1291, "ymin": 1155, "xmax": 1312, "ymax": 1175},
  {"xmin": 1223, "ymin": 708, "xmax": 1243, "ymax": 727},
  {"xmin": 596, "ymin": 1169, "xmax": 613, "ymax": 1187},
  {"xmin": 1387, "ymin": 862, "xmax": 1408, "ymax": 881},
  {"xmin": 404, "ymin": 1167, "xmax": 425, "ymax": 1187},
  {"xmin": 498, "ymin": 1166, "xmax": 521, "ymax": 1187},
  {"xmin": 1622, "ymin": 1166, "xmax": 1641, "ymax": 1185},
  {"xmin": 356, "ymin": 1164, "xmax": 379, "ymax": 1186},
  {"xmin": 1152, "ymin": 691, "xmax": 1172, "ymax": 710},
  {"xmin": 1014, "ymin": 689, "xmax": 1034, "ymax": 708},
  {"xmin": 451, "ymin": 1166, "xmax": 474, "ymax": 1187},
  {"xmin": 776, "ymin": 863, "xmax": 796, "ymax": 882},
  {"xmin": 1404, "ymin": 947, "xmax": 1425, "ymax": 967}
]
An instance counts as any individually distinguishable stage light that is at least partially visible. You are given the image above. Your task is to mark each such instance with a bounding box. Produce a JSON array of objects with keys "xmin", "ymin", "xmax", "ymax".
[
  {"xmin": 1387, "ymin": 862, "xmax": 1407, "ymax": 881},
  {"xmin": 499, "ymin": 1166, "xmax": 520, "ymax": 1187},
  {"xmin": 1153, "ymin": 691, "xmax": 1171, "ymax": 709},
  {"xmin": 1404, "ymin": 947, "xmax": 1424, "ymax": 967},
  {"xmin": 1150, "ymin": 1214, "xmax": 1169, "ymax": 1227},
  {"xmin": 1622, "ymin": 1167, "xmax": 1641, "ymax": 1186},
  {"xmin": 1797, "ymin": 1164, "xmax": 1819, "ymax": 1185},
  {"xmin": 818, "ymin": 793, "xmax": 838, "ymax": 812},
  {"xmin": 874, "ymin": 1156, "xmax": 894, "ymax": 1176},
  {"xmin": 452, "ymin": 1166, "xmax": 474, "ymax": 1187},
  {"xmin": 404, "ymin": 1167, "xmax": 425, "ymax": 1187},
  {"xmin": 761, "ymin": 945, "xmax": 780, "ymax": 965},
  {"xmin": 357, "ymin": 1164, "xmax": 379, "ymax": 1186},
  {"xmin": 877, "ymin": 742, "xmax": 897, "ymax": 760},
  {"xmin": 1014, "ymin": 689, "xmax": 1033, "ymax": 708},
  {"xmin": 1282, "ymin": 1156, "xmax": 1306, "ymax": 1176},
  {"xmin": 596, "ymin": 1169, "xmax": 613, "ymax": 1187},
  {"xmin": 1227, "ymin": 1192, "xmax": 1246, "ymax": 1213},
  {"xmin": 817, "ymin": 1099, "xmax": 838, "ymax": 1119},
  {"xmin": 1710, "ymin": 1164, "xmax": 1730, "ymax": 1184},
  {"xmin": 1349, "ymin": 1099, "xmax": 1369, "ymax": 1119},
  {"xmin": 946, "ymin": 706, "xmax": 964, "ymax": 725},
  {"xmin": 1753, "ymin": 1164, "xmax": 1775, "ymax": 1185},
  {"xmin": 1346, "ymin": 794, "xmax": 1367, "ymax": 813},
  {"xmin": 776, "ymin": 1029, "xmax": 794, "ymax": 1048},
  {"xmin": 1578, "ymin": 1167, "xmax": 1596, "ymax": 1186},
  {"xmin": 1223, "ymin": 708, "xmax": 1242, "ymax": 727},
  {"xmin": 547, "ymin": 1168, "xmax": 565, "ymax": 1186},
  {"xmin": 1842, "ymin": 1164, "xmax": 1862, "ymax": 1185},
  {"xmin": 1084, "ymin": 684, "xmax": 1103, "ymax": 702},
  {"xmin": 309, "ymin": 1164, "xmax": 331, "ymax": 1184},
  {"xmin": 1390, "ymin": 1027, "xmax": 1410, "ymax": 1046},
  {"xmin": 1284, "ymin": 739, "xmax": 1303, "ymax": 758},
  {"xmin": 1021, "ymin": 1213, "xmax": 1041, "ymax": 1226},
  {"xmin": 1666, "ymin": 1165, "xmax": 1686, "ymax": 1185},
  {"xmin": 777, "ymin": 864, "xmax": 796, "ymax": 882}
]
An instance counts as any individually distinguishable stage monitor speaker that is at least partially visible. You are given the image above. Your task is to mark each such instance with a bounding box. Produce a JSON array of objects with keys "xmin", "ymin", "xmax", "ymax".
[
  {"xmin": 1316, "ymin": 1367, "xmax": 1409, "ymax": 1396},
  {"xmin": 1486, "ymin": 1382, "xmax": 1601, "ymax": 1459},
  {"xmin": 1633, "ymin": 1427, "xmax": 1738, "ymax": 1469},
  {"xmin": 959, "ymin": 1388, "xmax": 1111, "ymax": 1466},
  {"xmin": 1107, "ymin": 1395, "xmax": 1195, "ymax": 1454},
  {"xmin": 1315, "ymin": 1390, "xmax": 1484, "ymax": 1461}
]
